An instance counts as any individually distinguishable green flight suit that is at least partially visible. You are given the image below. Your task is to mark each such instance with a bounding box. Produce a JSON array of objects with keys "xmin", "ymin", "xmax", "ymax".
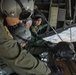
[
  {"xmin": 29, "ymin": 23, "xmax": 48, "ymax": 48},
  {"xmin": 26, "ymin": 24, "xmax": 50, "ymax": 54},
  {"xmin": 0, "ymin": 20, "xmax": 51, "ymax": 75}
]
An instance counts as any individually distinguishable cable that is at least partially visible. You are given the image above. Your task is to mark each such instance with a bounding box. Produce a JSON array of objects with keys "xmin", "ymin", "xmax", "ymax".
[
  {"xmin": 69, "ymin": 21, "xmax": 73, "ymax": 42},
  {"xmin": 70, "ymin": 28, "xmax": 72, "ymax": 42}
]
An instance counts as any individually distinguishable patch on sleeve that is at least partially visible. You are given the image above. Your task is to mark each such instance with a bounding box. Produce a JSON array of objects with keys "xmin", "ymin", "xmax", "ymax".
[
  {"xmin": 32, "ymin": 28, "xmax": 37, "ymax": 33},
  {"xmin": 5, "ymin": 26, "xmax": 13, "ymax": 39}
]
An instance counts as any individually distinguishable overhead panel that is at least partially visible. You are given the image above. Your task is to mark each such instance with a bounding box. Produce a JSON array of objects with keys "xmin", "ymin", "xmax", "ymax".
[{"xmin": 49, "ymin": 5, "xmax": 59, "ymax": 28}]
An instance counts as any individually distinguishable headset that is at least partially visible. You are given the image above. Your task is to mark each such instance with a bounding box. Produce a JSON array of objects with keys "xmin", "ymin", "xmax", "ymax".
[
  {"xmin": 0, "ymin": 0, "xmax": 33, "ymax": 19},
  {"xmin": 15, "ymin": 0, "xmax": 32, "ymax": 20}
]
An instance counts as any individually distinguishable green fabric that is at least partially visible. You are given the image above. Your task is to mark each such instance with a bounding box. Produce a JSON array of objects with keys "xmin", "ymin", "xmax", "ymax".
[
  {"xmin": 27, "ymin": 24, "xmax": 49, "ymax": 55},
  {"xmin": 30, "ymin": 24, "xmax": 47, "ymax": 35},
  {"xmin": 29, "ymin": 23, "xmax": 48, "ymax": 49},
  {"xmin": 28, "ymin": 36, "xmax": 46, "ymax": 47},
  {"xmin": 0, "ymin": 21, "xmax": 51, "ymax": 75},
  {"xmin": 25, "ymin": 35, "xmax": 49, "ymax": 55}
]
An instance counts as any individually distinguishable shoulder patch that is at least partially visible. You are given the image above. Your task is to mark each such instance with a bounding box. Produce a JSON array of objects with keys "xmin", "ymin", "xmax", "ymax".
[
  {"xmin": 5, "ymin": 26, "xmax": 13, "ymax": 38},
  {"xmin": 32, "ymin": 28, "xmax": 37, "ymax": 33}
]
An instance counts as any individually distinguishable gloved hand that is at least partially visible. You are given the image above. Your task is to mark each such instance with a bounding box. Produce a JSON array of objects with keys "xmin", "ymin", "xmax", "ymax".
[{"xmin": 48, "ymin": 65, "xmax": 64, "ymax": 75}]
